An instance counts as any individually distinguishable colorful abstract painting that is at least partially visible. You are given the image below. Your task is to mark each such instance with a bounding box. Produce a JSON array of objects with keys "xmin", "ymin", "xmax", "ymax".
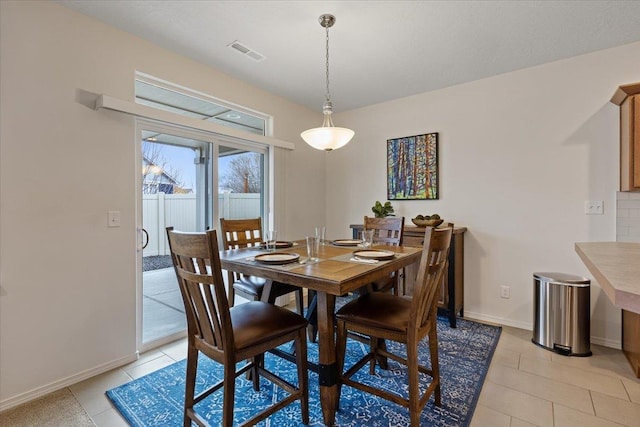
[{"xmin": 387, "ymin": 132, "xmax": 438, "ymax": 200}]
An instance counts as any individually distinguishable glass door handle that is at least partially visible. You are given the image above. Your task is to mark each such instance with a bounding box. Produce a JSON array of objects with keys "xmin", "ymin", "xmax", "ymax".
[{"xmin": 141, "ymin": 228, "xmax": 149, "ymax": 249}]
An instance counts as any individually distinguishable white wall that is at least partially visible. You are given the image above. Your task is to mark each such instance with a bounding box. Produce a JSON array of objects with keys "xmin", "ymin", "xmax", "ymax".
[
  {"xmin": 328, "ymin": 41, "xmax": 640, "ymax": 347},
  {"xmin": 0, "ymin": 1, "xmax": 325, "ymax": 408}
]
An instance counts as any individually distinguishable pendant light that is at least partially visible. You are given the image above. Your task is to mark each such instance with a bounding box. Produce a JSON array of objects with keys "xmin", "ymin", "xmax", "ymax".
[{"xmin": 301, "ymin": 14, "xmax": 355, "ymax": 151}]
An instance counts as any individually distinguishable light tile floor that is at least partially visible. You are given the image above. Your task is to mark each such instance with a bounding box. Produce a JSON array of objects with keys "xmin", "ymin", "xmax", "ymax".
[
  {"xmin": 472, "ymin": 326, "xmax": 640, "ymax": 427},
  {"xmin": 4, "ymin": 321, "xmax": 640, "ymax": 426}
]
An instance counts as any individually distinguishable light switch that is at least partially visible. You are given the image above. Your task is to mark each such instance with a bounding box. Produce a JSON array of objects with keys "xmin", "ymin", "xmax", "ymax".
[
  {"xmin": 584, "ymin": 201, "xmax": 604, "ymax": 215},
  {"xmin": 108, "ymin": 211, "xmax": 121, "ymax": 227}
]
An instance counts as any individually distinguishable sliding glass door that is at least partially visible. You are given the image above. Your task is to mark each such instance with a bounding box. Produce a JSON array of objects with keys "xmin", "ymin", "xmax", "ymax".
[
  {"xmin": 217, "ymin": 142, "xmax": 266, "ymax": 224},
  {"xmin": 139, "ymin": 125, "xmax": 212, "ymax": 347},
  {"xmin": 137, "ymin": 122, "xmax": 269, "ymax": 349}
]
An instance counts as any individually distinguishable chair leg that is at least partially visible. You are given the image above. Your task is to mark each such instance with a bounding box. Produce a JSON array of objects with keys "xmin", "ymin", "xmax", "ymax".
[
  {"xmin": 429, "ymin": 319, "xmax": 442, "ymax": 406},
  {"xmin": 295, "ymin": 328, "xmax": 309, "ymax": 425},
  {"xmin": 183, "ymin": 346, "xmax": 198, "ymax": 427},
  {"xmin": 392, "ymin": 271, "xmax": 400, "ymax": 296},
  {"xmin": 407, "ymin": 338, "xmax": 420, "ymax": 427},
  {"xmin": 396, "ymin": 267, "xmax": 405, "ymax": 295},
  {"xmin": 245, "ymin": 291, "xmax": 261, "ymax": 381},
  {"xmin": 295, "ymin": 288, "xmax": 304, "ymax": 316},
  {"xmin": 369, "ymin": 337, "xmax": 379, "ymax": 374},
  {"xmin": 251, "ymin": 355, "xmax": 263, "ymax": 391},
  {"xmin": 228, "ymin": 283, "xmax": 235, "ymax": 307},
  {"xmin": 226, "ymin": 272, "xmax": 236, "ymax": 307},
  {"xmin": 335, "ymin": 319, "xmax": 348, "ymax": 409},
  {"xmin": 222, "ymin": 362, "xmax": 236, "ymax": 427},
  {"xmin": 306, "ymin": 292, "xmax": 318, "ymax": 343}
]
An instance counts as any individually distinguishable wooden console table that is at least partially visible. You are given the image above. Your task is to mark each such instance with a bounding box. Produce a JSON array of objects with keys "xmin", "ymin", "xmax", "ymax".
[{"xmin": 350, "ymin": 223, "xmax": 466, "ymax": 327}]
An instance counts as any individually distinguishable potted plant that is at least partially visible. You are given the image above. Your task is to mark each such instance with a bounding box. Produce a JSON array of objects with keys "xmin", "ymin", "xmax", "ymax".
[{"xmin": 371, "ymin": 201, "xmax": 395, "ymax": 218}]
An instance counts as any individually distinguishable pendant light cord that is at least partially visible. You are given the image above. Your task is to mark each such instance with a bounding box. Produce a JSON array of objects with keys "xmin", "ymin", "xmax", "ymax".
[{"xmin": 325, "ymin": 23, "xmax": 330, "ymax": 104}]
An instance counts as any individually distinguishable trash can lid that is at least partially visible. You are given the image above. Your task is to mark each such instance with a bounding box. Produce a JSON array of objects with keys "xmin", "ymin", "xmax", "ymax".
[{"xmin": 534, "ymin": 272, "xmax": 590, "ymax": 285}]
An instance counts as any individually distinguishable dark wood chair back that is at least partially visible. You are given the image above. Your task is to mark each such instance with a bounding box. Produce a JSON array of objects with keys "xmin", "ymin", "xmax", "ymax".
[
  {"xmin": 364, "ymin": 216, "xmax": 405, "ymax": 246},
  {"xmin": 220, "ymin": 217, "xmax": 263, "ymax": 250},
  {"xmin": 167, "ymin": 228, "xmax": 232, "ymax": 357},
  {"xmin": 219, "ymin": 217, "xmax": 262, "ymax": 306},
  {"xmin": 411, "ymin": 226, "xmax": 453, "ymax": 332},
  {"xmin": 219, "ymin": 217, "xmax": 304, "ymax": 313},
  {"xmin": 362, "ymin": 216, "xmax": 406, "ymax": 294}
]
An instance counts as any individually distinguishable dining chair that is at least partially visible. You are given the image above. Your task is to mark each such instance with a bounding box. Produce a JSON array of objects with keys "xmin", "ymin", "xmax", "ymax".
[
  {"xmin": 335, "ymin": 226, "xmax": 453, "ymax": 426},
  {"xmin": 363, "ymin": 215, "xmax": 405, "ymax": 294},
  {"xmin": 166, "ymin": 227, "xmax": 309, "ymax": 427},
  {"xmin": 220, "ymin": 217, "xmax": 304, "ymax": 314},
  {"xmin": 306, "ymin": 216, "xmax": 406, "ymax": 343}
]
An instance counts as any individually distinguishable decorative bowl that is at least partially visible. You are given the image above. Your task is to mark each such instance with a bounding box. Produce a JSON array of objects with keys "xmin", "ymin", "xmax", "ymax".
[{"xmin": 411, "ymin": 218, "xmax": 444, "ymax": 227}]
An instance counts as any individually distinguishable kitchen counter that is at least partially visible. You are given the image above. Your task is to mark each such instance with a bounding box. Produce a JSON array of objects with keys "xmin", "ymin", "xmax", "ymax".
[
  {"xmin": 575, "ymin": 242, "xmax": 640, "ymax": 313},
  {"xmin": 575, "ymin": 241, "xmax": 640, "ymax": 377}
]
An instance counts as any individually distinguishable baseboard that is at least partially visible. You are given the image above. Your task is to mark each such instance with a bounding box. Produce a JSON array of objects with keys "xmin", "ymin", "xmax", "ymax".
[
  {"xmin": 590, "ymin": 336, "xmax": 622, "ymax": 350},
  {"xmin": 463, "ymin": 311, "xmax": 622, "ymax": 349},
  {"xmin": 463, "ymin": 311, "xmax": 532, "ymax": 330},
  {"xmin": 0, "ymin": 353, "xmax": 138, "ymax": 412}
]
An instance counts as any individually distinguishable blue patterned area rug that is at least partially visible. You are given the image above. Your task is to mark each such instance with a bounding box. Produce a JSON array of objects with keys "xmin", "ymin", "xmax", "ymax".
[{"xmin": 107, "ymin": 316, "xmax": 500, "ymax": 427}]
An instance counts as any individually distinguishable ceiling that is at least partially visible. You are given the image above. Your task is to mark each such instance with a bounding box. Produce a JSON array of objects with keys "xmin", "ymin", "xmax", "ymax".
[{"xmin": 57, "ymin": 1, "xmax": 640, "ymax": 113}]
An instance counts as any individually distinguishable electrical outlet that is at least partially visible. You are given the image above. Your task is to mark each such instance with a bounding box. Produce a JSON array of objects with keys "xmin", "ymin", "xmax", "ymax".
[
  {"xmin": 584, "ymin": 200, "xmax": 604, "ymax": 215},
  {"xmin": 500, "ymin": 285, "xmax": 510, "ymax": 299}
]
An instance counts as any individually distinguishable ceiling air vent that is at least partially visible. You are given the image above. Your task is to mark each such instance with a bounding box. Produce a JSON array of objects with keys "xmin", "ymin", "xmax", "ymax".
[{"xmin": 227, "ymin": 40, "xmax": 265, "ymax": 62}]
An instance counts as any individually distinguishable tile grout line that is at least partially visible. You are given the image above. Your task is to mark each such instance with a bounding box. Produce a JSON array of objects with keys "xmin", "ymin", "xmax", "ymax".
[
  {"xmin": 483, "ymin": 376, "xmax": 555, "ymax": 422},
  {"xmin": 518, "ymin": 355, "xmax": 631, "ymax": 400},
  {"xmin": 587, "ymin": 389, "xmax": 638, "ymax": 427},
  {"xmin": 588, "ymin": 389, "xmax": 597, "ymax": 422},
  {"xmin": 620, "ymin": 378, "xmax": 633, "ymax": 403}
]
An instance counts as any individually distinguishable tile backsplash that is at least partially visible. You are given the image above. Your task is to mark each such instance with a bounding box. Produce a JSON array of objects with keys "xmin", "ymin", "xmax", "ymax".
[{"xmin": 616, "ymin": 192, "xmax": 640, "ymax": 242}]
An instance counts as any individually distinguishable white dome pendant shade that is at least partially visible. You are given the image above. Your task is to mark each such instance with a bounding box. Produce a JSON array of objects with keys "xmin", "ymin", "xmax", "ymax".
[
  {"xmin": 301, "ymin": 100, "xmax": 354, "ymax": 151},
  {"xmin": 301, "ymin": 14, "xmax": 354, "ymax": 151},
  {"xmin": 301, "ymin": 125, "xmax": 354, "ymax": 151}
]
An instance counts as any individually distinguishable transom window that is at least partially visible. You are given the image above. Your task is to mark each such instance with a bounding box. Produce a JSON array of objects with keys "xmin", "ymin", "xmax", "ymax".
[{"xmin": 135, "ymin": 77, "xmax": 266, "ymax": 136}]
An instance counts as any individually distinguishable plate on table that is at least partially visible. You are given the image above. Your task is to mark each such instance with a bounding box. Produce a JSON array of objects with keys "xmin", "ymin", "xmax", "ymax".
[
  {"xmin": 352, "ymin": 250, "xmax": 395, "ymax": 261},
  {"xmin": 331, "ymin": 239, "xmax": 362, "ymax": 247},
  {"xmin": 254, "ymin": 252, "xmax": 300, "ymax": 265},
  {"xmin": 260, "ymin": 241, "xmax": 294, "ymax": 249}
]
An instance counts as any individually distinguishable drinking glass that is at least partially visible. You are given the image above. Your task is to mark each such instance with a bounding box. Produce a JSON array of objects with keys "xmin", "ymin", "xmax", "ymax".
[
  {"xmin": 266, "ymin": 230, "xmax": 277, "ymax": 252},
  {"xmin": 315, "ymin": 226, "xmax": 326, "ymax": 245},
  {"xmin": 359, "ymin": 229, "xmax": 374, "ymax": 248},
  {"xmin": 306, "ymin": 235, "xmax": 319, "ymax": 261}
]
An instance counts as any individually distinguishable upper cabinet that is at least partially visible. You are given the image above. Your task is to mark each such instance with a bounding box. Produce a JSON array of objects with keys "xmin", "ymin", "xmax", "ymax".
[{"xmin": 611, "ymin": 82, "xmax": 640, "ymax": 192}]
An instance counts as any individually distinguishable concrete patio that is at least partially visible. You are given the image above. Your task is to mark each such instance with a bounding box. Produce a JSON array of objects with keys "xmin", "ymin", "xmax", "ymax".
[{"xmin": 143, "ymin": 267, "xmax": 185, "ymax": 343}]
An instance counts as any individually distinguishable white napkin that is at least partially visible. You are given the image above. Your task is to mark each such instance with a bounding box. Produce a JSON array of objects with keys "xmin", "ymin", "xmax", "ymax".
[{"xmin": 350, "ymin": 257, "xmax": 379, "ymax": 264}]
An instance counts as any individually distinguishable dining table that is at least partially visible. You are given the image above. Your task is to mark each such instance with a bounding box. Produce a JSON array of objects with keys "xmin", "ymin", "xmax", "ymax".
[{"xmin": 219, "ymin": 238, "xmax": 423, "ymax": 426}]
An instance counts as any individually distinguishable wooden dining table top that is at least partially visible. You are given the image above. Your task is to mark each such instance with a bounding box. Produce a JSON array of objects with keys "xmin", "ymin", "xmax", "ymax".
[{"xmin": 218, "ymin": 240, "xmax": 423, "ymax": 295}]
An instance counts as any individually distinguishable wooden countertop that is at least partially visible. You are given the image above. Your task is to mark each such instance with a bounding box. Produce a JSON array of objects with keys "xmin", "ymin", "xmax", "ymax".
[{"xmin": 575, "ymin": 242, "xmax": 640, "ymax": 313}]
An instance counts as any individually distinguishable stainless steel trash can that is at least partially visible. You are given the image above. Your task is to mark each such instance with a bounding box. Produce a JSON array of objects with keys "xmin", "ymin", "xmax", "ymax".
[{"xmin": 532, "ymin": 272, "xmax": 591, "ymax": 356}]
